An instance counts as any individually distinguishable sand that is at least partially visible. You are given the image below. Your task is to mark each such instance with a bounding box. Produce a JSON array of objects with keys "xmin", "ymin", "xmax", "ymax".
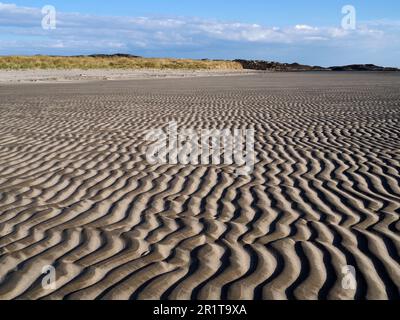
[
  {"xmin": 0, "ymin": 69, "xmax": 259, "ymax": 84},
  {"xmin": 0, "ymin": 72, "xmax": 399, "ymax": 300}
]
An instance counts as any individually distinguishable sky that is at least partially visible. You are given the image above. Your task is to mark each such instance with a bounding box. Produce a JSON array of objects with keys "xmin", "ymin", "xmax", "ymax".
[{"xmin": 1, "ymin": 1, "xmax": 400, "ymax": 66}]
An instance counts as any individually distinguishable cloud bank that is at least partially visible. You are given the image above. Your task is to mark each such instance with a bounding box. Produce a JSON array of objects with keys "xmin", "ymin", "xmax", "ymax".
[{"xmin": 1, "ymin": 2, "xmax": 400, "ymax": 66}]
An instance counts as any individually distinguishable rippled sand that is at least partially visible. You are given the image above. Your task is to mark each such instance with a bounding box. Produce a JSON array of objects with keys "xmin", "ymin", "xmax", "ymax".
[{"xmin": 0, "ymin": 72, "xmax": 399, "ymax": 300}]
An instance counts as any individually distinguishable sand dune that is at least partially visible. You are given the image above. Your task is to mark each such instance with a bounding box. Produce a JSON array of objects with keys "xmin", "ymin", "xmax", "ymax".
[{"xmin": 0, "ymin": 72, "xmax": 399, "ymax": 300}]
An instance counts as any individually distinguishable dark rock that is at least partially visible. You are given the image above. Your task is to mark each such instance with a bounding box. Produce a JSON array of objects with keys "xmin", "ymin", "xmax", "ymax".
[
  {"xmin": 234, "ymin": 59, "xmax": 327, "ymax": 71},
  {"xmin": 330, "ymin": 64, "xmax": 400, "ymax": 71},
  {"xmin": 234, "ymin": 59, "xmax": 399, "ymax": 72},
  {"xmin": 87, "ymin": 54, "xmax": 142, "ymax": 58}
]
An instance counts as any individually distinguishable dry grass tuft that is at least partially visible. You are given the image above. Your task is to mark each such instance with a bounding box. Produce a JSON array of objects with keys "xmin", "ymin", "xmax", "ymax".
[{"xmin": 0, "ymin": 56, "xmax": 243, "ymax": 70}]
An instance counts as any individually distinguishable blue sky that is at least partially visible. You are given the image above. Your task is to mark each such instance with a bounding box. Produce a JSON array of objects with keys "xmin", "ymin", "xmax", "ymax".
[{"xmin": 1, "ymin": 1, "xmax": 400, "ymax": 66}]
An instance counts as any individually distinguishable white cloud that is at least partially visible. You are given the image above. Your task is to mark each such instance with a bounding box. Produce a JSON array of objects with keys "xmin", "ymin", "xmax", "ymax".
[
  {"xmin": 295, "ymin": 24, "xmax": 316, "ymax": 30},
  {"xmin": 0, "ymin": 2, "xmax": 399, "ymax": 66}
]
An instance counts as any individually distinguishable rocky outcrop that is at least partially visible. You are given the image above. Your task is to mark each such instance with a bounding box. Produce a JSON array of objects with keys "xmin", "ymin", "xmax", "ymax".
[
  {"xmin": 234, "ymin": 60, "xmax": 399, "ymax": 72},
  {"xmin": 330, "ymin": 64, "xmax": 399, "ymax": 71},
  {"xmin": 87, "ymin": 54, "xmax": 142, "ymax": 58},
  {"xmin": 234, "ymin": 59, "xmax": 327, "ymax": 71}
]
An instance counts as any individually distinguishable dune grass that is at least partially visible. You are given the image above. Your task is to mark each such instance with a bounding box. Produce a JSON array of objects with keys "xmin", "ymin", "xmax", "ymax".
[{"xmin": 0, "ymin": 56, "xmax": 243, "ymax": 70}]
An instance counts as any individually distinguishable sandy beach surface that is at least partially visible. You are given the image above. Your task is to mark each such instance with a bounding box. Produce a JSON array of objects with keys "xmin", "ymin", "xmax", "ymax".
[
  {"xmin": 0, "ymin": 69, "xmax": 259, "ymax": 84},
  {"xmin": 0, "ymin": 72, "xmax": 399, "ymax": 300}
]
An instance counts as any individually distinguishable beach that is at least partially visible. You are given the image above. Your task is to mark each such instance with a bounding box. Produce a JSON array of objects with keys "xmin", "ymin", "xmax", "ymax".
[{"xmin": 0, "ymin": 72, "xmax": 399, "ymax": 300}]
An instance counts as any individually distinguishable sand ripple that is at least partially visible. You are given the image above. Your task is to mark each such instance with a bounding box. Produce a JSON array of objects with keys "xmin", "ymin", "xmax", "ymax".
[{"xmin": 0, "ymin": 73, "xmax": 399, "ymax": 300}]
